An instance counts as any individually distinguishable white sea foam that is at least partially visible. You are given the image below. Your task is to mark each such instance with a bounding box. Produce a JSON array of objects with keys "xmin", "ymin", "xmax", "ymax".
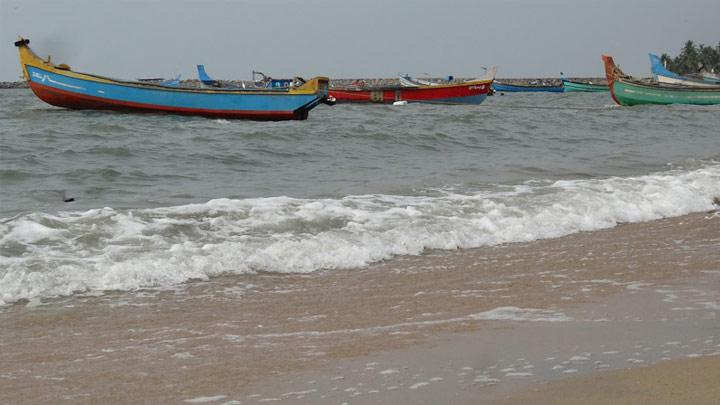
[
  {"xmin": 505, "ymin": 372, "xmax": 533, "ymax": 377},
  {"xmin": 183, "ymin": 395, "xmax": 227, "ymax": 403},
  {"xmin": 474, "ymin": 375, "xmax": 500, "ymax": 384},
  {"xmin": 1, "ymin": 164, "xmax": 719, "ymax": 304},
  {"xmin": 470, "ymin": 307, "xmax": 571, "ymax": 322}
]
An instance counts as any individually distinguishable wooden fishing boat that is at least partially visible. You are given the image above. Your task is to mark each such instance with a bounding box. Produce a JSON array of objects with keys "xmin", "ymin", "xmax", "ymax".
[
  {"xmin": 602, "ymin": 55, "xmax": 720, "ymax": 106},
  {"xmin": 649, "ymin": 53, "xmax": 718, "ymax": 88},
  {"xmin": 14, "ymin": 37, "xmax": 330, "ymax": 120},
  {"xmin": 491, "ymin": 81, "xmax": 563, "ymax": 93},
  {"xmin": 329, "ymin": 67, "xmax": 496, "ymax": 105},
  {"xmin": 560, "ymin": 77, "xmax": 608, "ymax": 92},
  {"xmin": 701, "ymin": 71, "xmax": 720, "ymax": 84}
]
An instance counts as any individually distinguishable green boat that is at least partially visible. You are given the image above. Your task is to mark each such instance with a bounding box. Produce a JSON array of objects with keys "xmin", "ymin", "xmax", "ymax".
[
  {"xmin": 602, "ymin": 55, "xmax": 720, "ymax": 106},
  {"xmin": 561, "ymin": 78, "xmax": 608, "ymax": 92}
]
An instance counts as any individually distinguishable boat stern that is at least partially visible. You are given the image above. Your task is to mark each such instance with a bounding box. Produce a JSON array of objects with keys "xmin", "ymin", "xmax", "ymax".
[
  {"xmin": 288, "ymin": 76, "xmax": 331, "ymax": 119},
  {"xmin": 290, "ymin": 76, "xmax": 330, "ymax": 99}
]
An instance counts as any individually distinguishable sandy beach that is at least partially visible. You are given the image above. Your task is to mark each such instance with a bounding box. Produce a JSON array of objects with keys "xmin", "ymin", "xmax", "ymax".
[{"xmin": 1, "ymin": 210, "xmax": 719, "ymax": 404}]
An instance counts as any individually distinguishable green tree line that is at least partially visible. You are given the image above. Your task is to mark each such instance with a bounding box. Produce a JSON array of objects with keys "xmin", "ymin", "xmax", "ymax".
[{"xmin": 660, "ymin": 41, "xmax": 720, "ymax": 75}]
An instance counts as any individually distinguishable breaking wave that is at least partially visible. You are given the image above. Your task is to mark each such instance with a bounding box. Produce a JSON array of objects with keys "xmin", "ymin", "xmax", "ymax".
[{"xmin": 1, "ymin": 163, "xmax": 719, "ymax": 305}]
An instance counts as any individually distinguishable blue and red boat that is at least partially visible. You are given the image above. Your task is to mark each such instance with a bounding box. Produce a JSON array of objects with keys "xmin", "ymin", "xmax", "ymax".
[
  {"xmin": 328, "ymin": 67, "xmax": 496, "ymax": 105},
  {"xmin": 15, "ymin": 37, "xmax": 330, "ymax": 120}
]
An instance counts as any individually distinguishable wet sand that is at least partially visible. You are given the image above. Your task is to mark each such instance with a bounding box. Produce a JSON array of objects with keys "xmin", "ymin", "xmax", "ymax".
[
  {"xmin": 498, "ymin": 355, "xmax": 720, "ymax": 405},
  {"xmin": 1, "ymin": 211, "xmax": 718, "ymax": 403}
]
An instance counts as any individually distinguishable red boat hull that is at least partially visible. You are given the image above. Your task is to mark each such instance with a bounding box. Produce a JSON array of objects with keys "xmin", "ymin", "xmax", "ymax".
[{"xmin": 329, "ymin": 81, "xmax": 491, "ymax": 105}]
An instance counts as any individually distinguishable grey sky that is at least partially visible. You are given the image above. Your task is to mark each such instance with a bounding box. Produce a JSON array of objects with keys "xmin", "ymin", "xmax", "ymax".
[{"xmin": 1, "ymin": 0, "xmax": 718, "ymax": 82}]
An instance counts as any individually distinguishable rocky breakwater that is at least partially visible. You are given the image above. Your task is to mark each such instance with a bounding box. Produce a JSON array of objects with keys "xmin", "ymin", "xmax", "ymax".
[{"xmin": 0, "ymin": 81, "xmax": 29, "ymax": 89}]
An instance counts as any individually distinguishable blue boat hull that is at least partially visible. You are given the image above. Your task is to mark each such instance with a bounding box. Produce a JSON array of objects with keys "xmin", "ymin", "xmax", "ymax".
[{"xmin": 26, "ymin": 66, "xmax": 325, "ymax": 120}]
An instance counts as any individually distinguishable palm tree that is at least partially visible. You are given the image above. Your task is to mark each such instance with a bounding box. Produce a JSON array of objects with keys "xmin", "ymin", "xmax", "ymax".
[
  {"xmin": 660, "ymin": 53, "xmax": 677, "ymax": 71},
  {"xmin": 661, "ymin": 40, "xmax": 720, "ymax": 74},
  {"xmin": 678, "ymin": 40, "xmax": 699, "ymax": 73}
]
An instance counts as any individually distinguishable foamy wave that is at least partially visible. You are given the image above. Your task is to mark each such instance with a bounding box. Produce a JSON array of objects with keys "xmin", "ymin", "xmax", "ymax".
[
  {"xmin": 470, "ymin": 307, "xmax": 571, "ymax": 322},
  {"xmin": 1, "ymin": 164, "xmax": 719, "ymax": 304}
]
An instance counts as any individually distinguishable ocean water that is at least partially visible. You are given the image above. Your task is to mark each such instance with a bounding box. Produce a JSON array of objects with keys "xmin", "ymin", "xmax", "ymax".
[{"xmin": 1, "ymin": 89, "xmax": 719, "ymax": 305}]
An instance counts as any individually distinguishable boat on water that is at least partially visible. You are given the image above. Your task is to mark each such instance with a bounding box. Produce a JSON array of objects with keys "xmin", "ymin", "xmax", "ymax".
[
  {"xmin": 491, "ymin": 81, "xmax": 563, "ymax": 93},
  {"xmin": 329, "ymin": 67, "xmax": 497, "ymax": 105},
  {"xmin": 648, "ymin": 53, "xmax": 718, "ymax": 88},
  {"xmin": 15, "ymin": 37, "xmax": 330, "ymax": 120},
  {"xmin": 560, "ymin": 73, "xmax": 608, "ymax": 92},
  {"xmin": 602, "ymin": 54, "xmax": 720, "ymax": 106},
  {"xmin": 701, "ymin": 71, "xmax": 720, "ymax": 84},
  {"xmin": 560, "ymin": 79, "xmax": 608, "ymax": 92}
]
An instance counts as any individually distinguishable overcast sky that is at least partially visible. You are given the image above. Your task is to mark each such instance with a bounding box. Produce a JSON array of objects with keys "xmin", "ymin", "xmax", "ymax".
[{"xmin": 1, "ymin": 0, "xmax": 718, "ymax": 81}]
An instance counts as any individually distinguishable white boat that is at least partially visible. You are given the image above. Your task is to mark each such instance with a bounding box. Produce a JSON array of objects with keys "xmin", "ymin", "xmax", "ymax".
[
  {"xmin": 398, "ymin": 66, "xmax": 497, "ymax": 88},
  {"xmin": 649, "ymin": 53, "xmax": 719, "ymax": 88}
]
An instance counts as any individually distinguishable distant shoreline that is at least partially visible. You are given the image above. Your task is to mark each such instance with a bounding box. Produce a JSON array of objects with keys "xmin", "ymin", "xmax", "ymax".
[{"xmin": 0, "ymin": 81, "xmax": 28, "ymax": 89}]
